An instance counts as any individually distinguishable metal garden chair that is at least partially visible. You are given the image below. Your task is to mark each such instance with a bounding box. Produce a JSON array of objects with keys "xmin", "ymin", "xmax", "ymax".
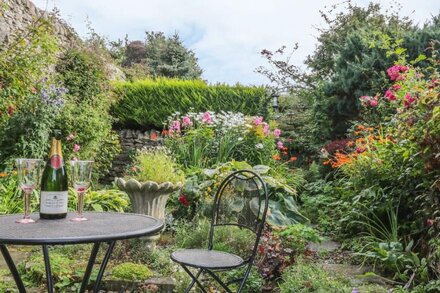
[{"xmin": 171, "ymin": 169, "xmax": 269, "ymax": 292}]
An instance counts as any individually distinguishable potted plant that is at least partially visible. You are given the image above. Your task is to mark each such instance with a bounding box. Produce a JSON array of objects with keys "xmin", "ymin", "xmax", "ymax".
[{"xmin": 116, "ymin": 149, "xmax": 184, "ymax": 225}]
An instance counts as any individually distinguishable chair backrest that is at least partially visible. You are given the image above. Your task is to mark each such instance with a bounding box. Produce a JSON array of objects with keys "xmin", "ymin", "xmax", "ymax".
[{"xmin": 208, "ymin": 169, "xmax": 269, "ymax": 262}]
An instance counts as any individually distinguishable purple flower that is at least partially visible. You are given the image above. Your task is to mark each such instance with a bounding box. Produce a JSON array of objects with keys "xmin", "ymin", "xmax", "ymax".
[{"xmin": 277, "ymin": 141, "xmax": 284, "ymax": 150}]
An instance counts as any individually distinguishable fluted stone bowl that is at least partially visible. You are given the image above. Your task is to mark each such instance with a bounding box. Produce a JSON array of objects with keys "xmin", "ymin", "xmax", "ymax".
[{"xmin": 115, "ymin": 178, "xmax": 182, "ymax": 221}]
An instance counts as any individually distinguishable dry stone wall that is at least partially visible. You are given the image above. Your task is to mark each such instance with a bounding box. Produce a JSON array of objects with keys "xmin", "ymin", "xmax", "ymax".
[
  {"xmin": 0, "ymin": 0, "xmax": 79, "ymax": 47},
  {"xmin": 102, "ymin": 129, "xmax": 164, "ymax": 184}
]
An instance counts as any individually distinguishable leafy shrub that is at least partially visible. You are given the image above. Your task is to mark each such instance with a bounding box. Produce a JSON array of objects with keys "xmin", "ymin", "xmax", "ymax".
[
  {"xmin": 0, "ymin": 17, "xmax": 60, "ymax": 165},
  {"xmin": 112, "ymin": 78, "xmax": 269, "ymax": 128},
  {"xmin": 172, "ymin": 161, "xmax": 306, "ymax": 225},
  {"xmin": 111, "ymin": 262, "xmax": 152, "ymax": 281},
  {"xmin": 276, "ymin": 223, "xmax": 322, "ymax": 253},
  {"xmin": 68, "ymin": 188, "xmax": 130, "ymax": 212},
  {"xmin": 55, "ymin": 46, "xmax": 121, "ymax": 179},
  {"xmin": 126, "ymin": 149, "xmax": 185, "ymax": 184}
]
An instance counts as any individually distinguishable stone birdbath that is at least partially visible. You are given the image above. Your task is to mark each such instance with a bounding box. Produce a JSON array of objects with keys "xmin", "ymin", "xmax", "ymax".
[{"xmin": 116, "ymin": 178, "xmax": 182, "ymax": 242}]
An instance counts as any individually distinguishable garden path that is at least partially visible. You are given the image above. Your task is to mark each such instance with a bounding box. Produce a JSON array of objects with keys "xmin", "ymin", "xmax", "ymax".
[{"xmin": 307, "ymin": 239, "xmax": 390, "ymax": 292}]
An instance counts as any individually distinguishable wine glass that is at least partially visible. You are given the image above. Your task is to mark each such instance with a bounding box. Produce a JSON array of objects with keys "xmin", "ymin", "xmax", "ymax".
[
  {"xmin": 70, "ymin": 160, "xmax": 94, "ymax": 222},
  {"xmin": 15, "ymin": 158, "xmax": 44, "ymax": 224}
]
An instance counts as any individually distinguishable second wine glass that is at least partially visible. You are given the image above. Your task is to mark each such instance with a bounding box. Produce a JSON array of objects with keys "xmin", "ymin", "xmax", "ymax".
[{"xmin": 70, "ymin": 160, "xmax": 93, "ymax": 222}]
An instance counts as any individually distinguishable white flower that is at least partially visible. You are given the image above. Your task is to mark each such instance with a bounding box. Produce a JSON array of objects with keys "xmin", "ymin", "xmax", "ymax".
[
  {"xmin": 255, "ymin": 143, "xmax": 264, "ymax": 149},
  {"xmin": 238, "ymin": 137, "xmax": 244, "ymax": 141}
]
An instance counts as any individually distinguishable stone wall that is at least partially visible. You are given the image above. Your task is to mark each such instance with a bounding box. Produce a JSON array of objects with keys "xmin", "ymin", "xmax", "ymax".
[
  {"xmin": 0, "ymin": 0, "xmax": 79, "ymax": 47},
  {"xmin": 102, "ymin": 129, "xmax": 164, "ymax": 184}
]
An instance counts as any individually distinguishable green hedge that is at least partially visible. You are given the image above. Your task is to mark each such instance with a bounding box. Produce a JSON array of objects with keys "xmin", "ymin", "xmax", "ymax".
[{"xmin": 111, "ymin": 78, "xmax": 270, "ymax": 128}]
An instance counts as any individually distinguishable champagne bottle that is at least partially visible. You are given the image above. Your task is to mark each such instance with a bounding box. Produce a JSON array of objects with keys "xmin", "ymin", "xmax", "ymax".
[{"xmin": 40, "ymin": 130, "xmax": 68, "ymax": 219}]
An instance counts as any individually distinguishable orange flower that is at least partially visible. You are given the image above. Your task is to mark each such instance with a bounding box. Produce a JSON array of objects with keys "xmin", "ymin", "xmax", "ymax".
[
  {"xmin": 161, "ymin": 130, "xmax": 169, "ymax": 136},
  {"xmin": 356, "ymin": 138, "xmax": 366, "ymax": 144},
  {"xmin": 289, "ymin": 156, "xmax": 298, "ymax": 162},
  {"xmin": 330, "ymin": 152, "xmax": 353, "ymax": 168},
  {"xmin": 357, "ymin": 125, "xmax": 365, "ymax": 131},
  {"xmin": 0, "ymin": 172, "xmax": 7, "ymax": 177},
  {"xmin": 366, "ymin": 127, "xmax": 374, "ymax": 131},
  {"xmin": 150, "ymin": 132, "xmax": 158, "ymax": 140},
  {"xmin": 273, "ymin": 154, "xmax": 281, "ymax": 161},
  {"xmin": 323, "ymin": 160, "xmax": 331, "ymax": 165},
  {"xmin": 346, "ymin": 141, "xmax": 355, "ymax": 147}
]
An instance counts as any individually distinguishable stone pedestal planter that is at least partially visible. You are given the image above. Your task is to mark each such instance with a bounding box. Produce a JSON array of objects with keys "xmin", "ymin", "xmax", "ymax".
[{"xmin": 115, "ymin": 178, "xmax": 182, "ymax": 242}]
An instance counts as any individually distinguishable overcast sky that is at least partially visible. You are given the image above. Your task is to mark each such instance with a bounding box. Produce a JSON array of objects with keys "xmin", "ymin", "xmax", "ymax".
[{"xmin": 32, "ymin": 0, "xmax": 440, "ymax": 85}]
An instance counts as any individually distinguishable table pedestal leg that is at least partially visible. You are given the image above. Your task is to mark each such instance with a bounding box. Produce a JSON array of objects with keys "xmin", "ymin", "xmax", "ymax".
[
  {"xmin": 79, "ymin": 242, "xmax": 100, "ymax": 293},
  {"xmin": 42, "ymin": 245, "xmax": 54, "ymax": 293},
  {"xmin": 0, "ymin": 244, "xmax": 26, "ymax": 293},
  {"xmin": 93, "ymin": 241, "xmax": 116, "ymax": 293}
]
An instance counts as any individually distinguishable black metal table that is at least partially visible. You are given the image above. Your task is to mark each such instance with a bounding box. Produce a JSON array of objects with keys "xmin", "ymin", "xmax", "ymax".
[{"xmin": 0, "ymin": 212, "xmax": 163, "ymax": 293}]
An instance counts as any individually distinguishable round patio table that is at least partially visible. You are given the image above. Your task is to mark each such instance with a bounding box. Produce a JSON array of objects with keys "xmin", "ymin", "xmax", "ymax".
[{"xmin": 0, "ymin": 212, "xmax": 163, "ymax": 293}]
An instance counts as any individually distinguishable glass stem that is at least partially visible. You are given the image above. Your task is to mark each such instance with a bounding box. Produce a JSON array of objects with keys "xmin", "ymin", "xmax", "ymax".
[
  {"xmin": 77, "ymin": 192, "xmax": 85, "ymax": 218},
  {"xmin": 24, "ymin": 191, "xmax": 31, "ymax": 219}
]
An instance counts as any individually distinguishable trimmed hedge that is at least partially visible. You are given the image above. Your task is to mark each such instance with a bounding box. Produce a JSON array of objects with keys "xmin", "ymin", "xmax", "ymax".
[{"xmin": 111, "ymin": 78, "xmax": 269, "ymax": 128}]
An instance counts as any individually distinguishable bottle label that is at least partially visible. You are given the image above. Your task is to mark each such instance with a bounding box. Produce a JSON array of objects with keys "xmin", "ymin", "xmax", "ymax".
[
  {"xmin": 50, "ymin": 155, "xmax": 63, "ymax": 169},
  {"xmin": 40, "ymin": 191, "xmax": 68, "ymax": 214}
]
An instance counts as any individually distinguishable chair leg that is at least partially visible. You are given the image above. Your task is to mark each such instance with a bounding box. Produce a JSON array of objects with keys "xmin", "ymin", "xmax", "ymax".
[
  {"xmin": 180, "ymin": 265, "xmax": 207, "ymax": 293},
  {"xmin": 236, "ymin": 265, "xmax": 253, "ymax": 293},
  {"xmin": 204, "ymin": 269, "xmax": 233, "ymax": 293}
]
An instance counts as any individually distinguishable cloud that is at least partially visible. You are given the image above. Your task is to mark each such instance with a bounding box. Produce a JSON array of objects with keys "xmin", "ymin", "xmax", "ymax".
[{"xmin": 32, "ymin": 0, "xmax": 440, "ymax": 85}]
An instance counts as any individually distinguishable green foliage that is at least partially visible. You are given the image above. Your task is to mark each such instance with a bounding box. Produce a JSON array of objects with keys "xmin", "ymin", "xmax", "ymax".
[
  {"xmin": 68, "ymin": 188, "xmax": 130, "ymax": 212},
  {"xmin": 0, "ymin": 172, "xmax": 23, "ymax": 215},
  {"xmin": 111, "ymin": 262, "xmax": 152, "ymax": 281},
  {"xmin": 279, "ymin": 260, "xmax": 352, "ymax": 293},
  {"xmin": 127, "ymin": 150, "xmax": 185, "ymax": 184},
  {"xmin": 144, "ymin": 31, "xmax": 202, "ymax": 80},
  {"xmin": 172, "ymin": 161, "xmax": 305, "ymax": 225},
  {"xmin": 276, "ymin": 224, "xmax": 322, "ymax": 252},
  {"xmin": 56, "ymin": 47, "xmax": 109, "ymax": 100},
  {"xmin": 112, "ymin": 78, "xmax": 269, "ymax": 128},
  {"xmin": 0, "ymin": 17, "xmax": 57, "ymax": 97},
  {"xmin": 19, "ymin": 251, "xmax": 78, "ymax": 291},
  {"xmin": 0, "ymin": 17, "xmax": 60, "ymax": 164},
  {"xmin": 55, "ymin": 46, "xmax": 121, "ymax": 179},
  {"xmin": 120, "ymin": 32, "xmax": 202, "ymax": 80},
  {"xmin": 175, "ymin": 219, "xmax": 255, "ymax": 257}
]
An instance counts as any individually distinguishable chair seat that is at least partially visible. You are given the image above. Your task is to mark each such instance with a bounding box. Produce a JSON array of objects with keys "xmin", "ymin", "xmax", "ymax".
[{"xmin": 171, "ymin": 249, "xmax": 244, "ymax": 269}]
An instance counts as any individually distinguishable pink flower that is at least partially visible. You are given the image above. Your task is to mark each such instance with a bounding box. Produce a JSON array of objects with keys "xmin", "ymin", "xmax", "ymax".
[
  {"xmin": 277, "ymin": 141, "xmax": 284, "ymax": 150},
  {"xmin": 182, "ymin": 116, "xmax": 192, "ymax": 127},
  {"xmin": 73, "ymin": 144, "xmax": 80, "ymax": 153},
  {"xmin": 202, "ymin": 111, "xmax": 212, "ymax": 124},
  {"xmin": 273, "ymin": 128, "xmax": 281, "ymax": 138},
  {"xmin": 262, "ymin": 123, "xmax": 270, "ymax": 136},
  {"xmin": 72, "ymin": 156, "xmax": 78, "ymax": 161},
  {"xmin": 368, "ymin": 96, "xmax": 379, "ymax": 107},
  {"xmin": 356, "ymin": 147, "xmax": 366, "ymax": 154},
  {"xmin": 359, "ymin": 96, "xmax": 370, "ymax": 102},
  {"xmin": 427, "ymin": 219, "xmax": 435, "ymax": 227},
  {"xmin": 254, "ymin": 116, "xmax": 263, "ymax": 126},
  {"xmin": 392, "ymin": 84, "xmax": 401, "ymax": 90},
  {"xmin": 170, "ymin": 120, "xmax": 180, "ymax": 132},
  {"xmin": 385, "ymin": 89, "xmax": 396, "ymax": 101},
  {"xmin": 387, "ymin": 65, "xmax": 409, "ymax": 81},
  {"xmin": 66, "ymin": 133, "xmax": 75, "ymax": 141},
  {"xmin": 403, "ymin": 93, "xmax": 416, "ymax": 108}
]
